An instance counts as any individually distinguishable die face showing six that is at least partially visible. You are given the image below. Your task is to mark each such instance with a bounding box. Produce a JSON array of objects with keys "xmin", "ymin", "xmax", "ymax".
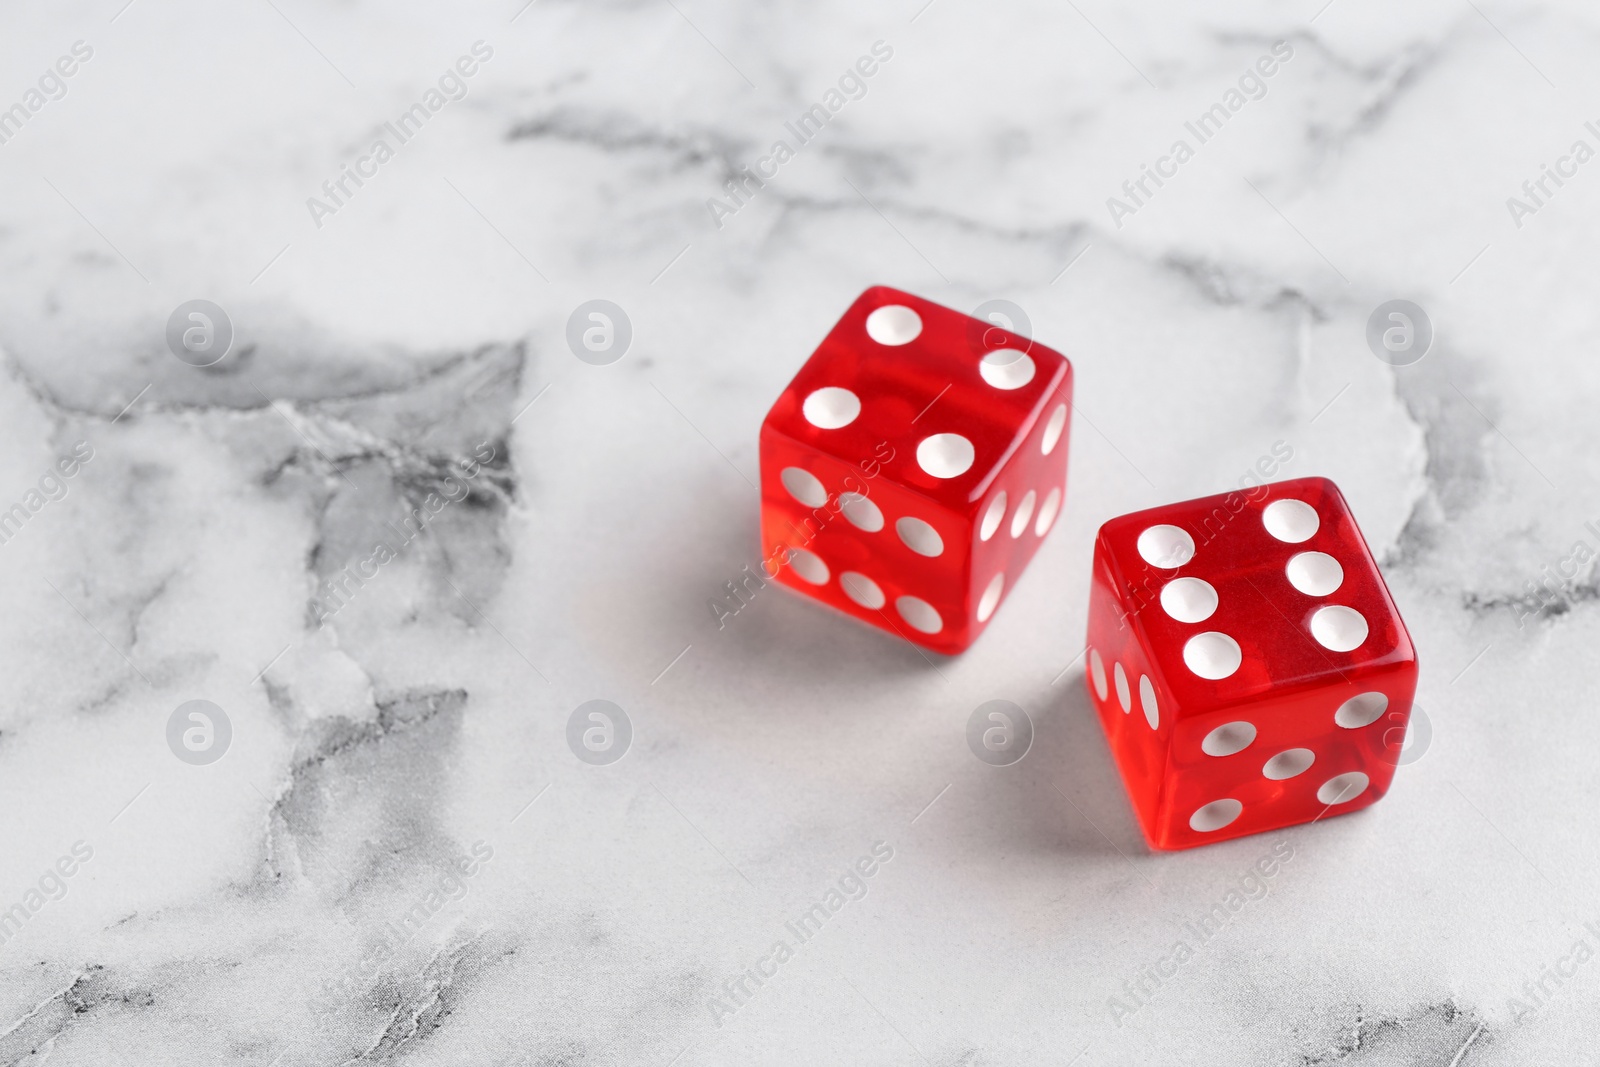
[
  {"xmin": 759, "ymin": 286, "xmax": 1072, "ymax": 654},
  {"xmin": 1103, "ymin": 477, "xmax": 1416, "ymax": 713},
  {"xmin": 1085, "ymin": 476, "xmax": 1418, "ymax": 849}
]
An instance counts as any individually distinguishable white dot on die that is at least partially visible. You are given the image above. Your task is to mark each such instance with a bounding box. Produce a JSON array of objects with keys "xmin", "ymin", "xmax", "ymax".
[
  {"xmin": 1010, "ymin": 490, "xmax": 1037, "ymax": 538},
  {"xmin": 838, "ymin": 492, "xmax": 883, "ymax": 532},
  {"xmin": 1190, "ymin": 798, "xmax": 1243, "ymax": 833},
  {"xmin": 1317, "ymin": 771, "xmax": 1370, "ymax": 805},
  {"xmin": 1113, "ymin": 662, "xmax": 1131, "ymax": 713},
  {"xmin": 1089, "ymin": 649, "xmax": 1108, "ymax": 701},
  {"xmin": 896, "ymin": 516, "xmax": 944, "ymax": 557},
  {"xmin": 976, "ymin": 573, "xmax": 1004, "ymax": 623},
  {"xmin": 979, "ymin": 492, "xmax": 1007, "ymax": 541},
  {"xmin": 1160, "ymin": 577, "xmax": 1218, "ymax": 623},
  {"xmin": 1263, "ymin": 498, "xmax": 1320, "ymax": 543},
  {"xmin": 865, "ymin": 304, "xmax": 922, "ymax": 345},
  {"xmin": 780, "ymin": 467, "xmax": 828, "ymax": 507},
  {"xmin": 1041, "ymin": 404, "xmax": 1068, "ymax": 455},
  {"xmin": 1201, "ymin": 721, "xmax": 1256, "ymax": 757},
  {"xmin": 1035, "ymin": 487, "xmax": 1062, "ymax": 537},
  {"xmin": 917, "ymin": 433, "xmax": 975, "ymax": 478},
  {"xmin": 1335, "ymin": 691, "xmax": 1389, "ymax": 728},
  {"xmin": 1137, "ymin": 524, "xmax": 1195, "ymax": 568},
  {"xmin": 1183, "ymin": 632, "xmax": 1242, "ymax": 680},
  {"xmin": 979, "ymin": 349, "xmax": 1036, "ymax": 390},
  {"xmin": 896, "ymin": 596, "xmax": 942, "ymax": 634},
  {"xmin": 1286, "ymin": 551, "xmax": 1343, "ymax": 596},
  {"xmin": 787, "ymin": 548, "xmax": 829, "ymax": 585},
  {"xmin": 1310, "ymin": 605, "xmax": 1368, "ymax": 652},
  {"xmin": 840, "ymin": 571, "xmax": 885, "ymax": 609},
  {"xmin": 1139, "ymin": 675, "xmax": 1159, "ymax": 730},
  {"xmin": 802, "ymin": 387, "xmax": 861, "ymax": 430},
  {"xmin": 1262, "ymin": 748, "xmax": 1315, "ymax": 781}
]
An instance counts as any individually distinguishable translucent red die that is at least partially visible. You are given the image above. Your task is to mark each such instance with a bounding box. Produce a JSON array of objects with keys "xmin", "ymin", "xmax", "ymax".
[
  {"xmin": 1085, "ymin": 476, "xmax": 1418, "ymax": 849},
  {"xmin": 759, "ymin": 286, "xmax": 1073, "ymax": 654}
]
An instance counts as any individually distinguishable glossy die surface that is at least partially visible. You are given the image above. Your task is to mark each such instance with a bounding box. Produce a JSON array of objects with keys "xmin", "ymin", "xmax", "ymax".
[
  {"xmin": 1085, "ymin": 476, "xmax": 1418, "ymax": 850},
  {"xmin": 759, "ymin": 286, "xmax": 1072, "ymax": 654}
]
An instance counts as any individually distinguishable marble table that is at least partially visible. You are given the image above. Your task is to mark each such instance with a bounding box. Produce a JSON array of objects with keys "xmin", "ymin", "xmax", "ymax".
[{"xmin": 0, "ymin": 0, "xmax": 1595, "ymax": 1063}]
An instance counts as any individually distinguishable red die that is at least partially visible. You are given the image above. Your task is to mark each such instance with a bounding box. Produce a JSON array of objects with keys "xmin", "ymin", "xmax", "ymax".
[
  {"xmin": 759, "ymin": 286, "xmax": 1072, "ymax": 654},
  {"xmin": 1085, "ymin": 476, "xmax": 1418, "ymax": 849}
]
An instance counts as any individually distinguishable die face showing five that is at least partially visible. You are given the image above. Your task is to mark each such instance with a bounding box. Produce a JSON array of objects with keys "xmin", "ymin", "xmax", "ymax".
[
  {"xmin": 760, "ymin": 286, "xmax": 1072, "ymax": 654},
  {"xmin": 1086, "ymin": 476, "xmax": 1418, "ymax": 849}
]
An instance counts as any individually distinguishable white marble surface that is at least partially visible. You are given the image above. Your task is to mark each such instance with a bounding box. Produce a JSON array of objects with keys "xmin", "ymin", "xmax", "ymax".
[{"xmin": 0, "ymin": 0, "xmax": 1596, "ymax": 1063}]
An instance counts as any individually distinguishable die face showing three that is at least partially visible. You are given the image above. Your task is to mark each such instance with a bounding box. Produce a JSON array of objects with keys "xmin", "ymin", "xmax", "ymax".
[
  {"xmin": 759, "ymin": 286, "xmax": 1072, "ymax": 654},
  {"xmin": 1086, "ymin": 476, "xmax": 1418, "ymax": 850}
]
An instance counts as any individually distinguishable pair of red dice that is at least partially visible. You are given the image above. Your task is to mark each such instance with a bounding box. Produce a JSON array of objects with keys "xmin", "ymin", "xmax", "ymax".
[{"xmin": 759, "ymin": 287, "xmax": 1418, "ymax": 850}]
